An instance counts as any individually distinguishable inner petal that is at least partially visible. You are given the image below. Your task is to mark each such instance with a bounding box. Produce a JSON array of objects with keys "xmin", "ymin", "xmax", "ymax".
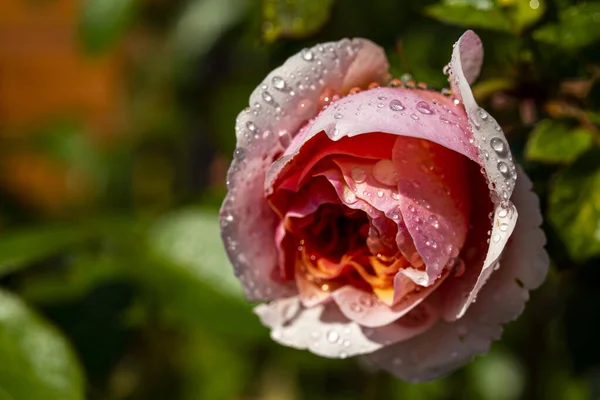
[{"xmin": 392, "ymin": 136, "xmax": 472, "ymax": 285}]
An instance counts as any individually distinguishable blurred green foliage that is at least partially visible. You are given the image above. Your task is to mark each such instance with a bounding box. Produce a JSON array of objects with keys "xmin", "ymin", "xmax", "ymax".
[{"xmin": 0, "ymin": 0, "xmax": 599, "ymax": 399}]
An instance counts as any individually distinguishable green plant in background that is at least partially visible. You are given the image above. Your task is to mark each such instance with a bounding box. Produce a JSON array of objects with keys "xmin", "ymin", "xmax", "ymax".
[{"xmin": 0, "ymin": 0, "xmax": 598, "ymax": 399}]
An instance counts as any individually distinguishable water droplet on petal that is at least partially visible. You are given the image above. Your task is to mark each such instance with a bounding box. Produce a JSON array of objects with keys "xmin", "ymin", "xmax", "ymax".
[
  {"xmin": 490, "ymin": 137, "xmax": 508, "ymax": 157},
  {"xmin": 373, "ymin": 159, "xmax": 397, "ymax": 186},
  {"xmin": 389, "ymin": 99, "xmax": 405, "ymax": 111},
  {"xmin": 327, "ymin": 330, "xmax": 339, "ymax": 343},
  {"xmin": 478, "ymin": 108, "xmax": 488, "ymax": 120},
  {"xmin": 272, "ymin": 76, "xmax": 285, "ymax": 90},
  {"xmin": 334, "ymin": 112, "xmax": 343, "ymax": 119},
  {"xmin": 497, "ymin": 161, "xmax": 511, "ymax": 178},
  {"xmin": 351, "ymin": 167, "xmax": 367, "ymax": 183},
  {"xmin": 262, "ymin": 91, "xmax": 273, "ymax": 103},
  {"xmin": 410, "ymin": 114, "xmax": 419, "ymax": 120},
  {"xmin": 499, "ymin": 223, "xmax": 509, "ymax": 232},
  {"xmin": 416, "ymin": 101, "xmax": 434, "ymax": 115},
  {"xmin": 428, "ymin": 215, "xmax": 439, "ymax": 228},
  {"xmin": 302, "ymin": 50, "xmax": 314, "ymax": 61}
]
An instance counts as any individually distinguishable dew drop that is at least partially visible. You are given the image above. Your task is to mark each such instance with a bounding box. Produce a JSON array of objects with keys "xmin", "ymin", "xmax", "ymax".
[
  {"xmin": 359, "ymin": 295, "xmax": 375, "ymax": 307},
  {"xmin": 410, "ymin": 114, "xmax": 419, "ymax": 120},
  {"xmin": 389, "ymin": 99, "xmax": 405, "ymax": 111},
  {"xmin": 493, "ymin": 233, "xmax": 501, "ymax": 243},
  {"xmin": 334, "ymin": 112, "xmax": 343, "ymax": 119},
  {"xmin": 350, "ymin": 303, "xmax": 363, "ymax": 313},
  {"xmin": 327, "ymin": 330, "xmax": 340, "ymax": 343},
  {"xmin": 246, "ymin": 121, "xmax": 256, "ymax": 131},
  {"xmin": 499, "ymin": 223, "xmax": 509, "ymax": 232},
  {"xmin": 478, "ymin": 108, "xmax": 488, "ymax": 120},
  {"xmin": 373, "ymin": 159, "xmax": 397, "ymax": 186},
  {"xmin": 351, "ymin": 167, "xmax": 367, "ymax": 183},
  {"xmin": 497, "ymin": 161, "xmax": 511, "ymax": 178},
  {"xmin": 261, "ymin": 91, "xmax": 273, "ymax": 103},
  {"xmin": 272, "ymin": 76, "xmax": 286, "ymax": 90},
  {"xmin": 428, "ymin": 215, "xmax": 439, "ymax": 228},
  {"xmin": 490, "ymin": 137, "xmax": 508, "ymax": 157},
  {"xmin": 377, "ymin": 190, "xmax": 384, "ymax": 198},
  {"xmin": 416, "ymin": 101, "xmax": 434, "ymax": 115},
  {"xmin": 302, "ymin": 49, "xmax": 314, "ymax": 61}
]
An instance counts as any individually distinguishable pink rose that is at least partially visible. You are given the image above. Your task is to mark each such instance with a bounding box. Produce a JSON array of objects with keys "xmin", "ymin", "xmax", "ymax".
[{"xmin": 220, "ymin": 30, "xmax": 549, "ymax": 381}]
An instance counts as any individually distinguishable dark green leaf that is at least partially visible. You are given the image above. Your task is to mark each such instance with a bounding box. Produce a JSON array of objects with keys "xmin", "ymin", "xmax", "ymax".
[
  {"xmin": 172, "ymin": 0, "xmax": 247, "ymax": 63},
  {"xmin": 548, "ymin": 150, "xmax": 600, "ymax": 262},
  {"xmin": 525, "ymin": 120, "xmax": 595, "ymax": 164},
  {"xmin": 79, "ymin": 0, "xmax": 138, "ymax": 54},
  {"xmin": 424, "ymin": 3, "xmax": 511, "ymax": 32},
  {"xmin": 0, "ymin": 226, "xmax": 93, "ymax": 277},
  {"xmin": 533, "ymin": 3, "xmax": 600, "ymax": 50},
  {"xmin": 510, "ymin": 0, "xmax": 545, "ymax": 33},
  {"xmin": 262, "ymin": 0, "xmax": 335, "ymax": 42},
  {"xmin": 144, "ymin": 208, "xmax": 263, "ymax": 340},
  {"xmin": 0, "ymin": 289, "xmax": 84, "ymax": 400}
]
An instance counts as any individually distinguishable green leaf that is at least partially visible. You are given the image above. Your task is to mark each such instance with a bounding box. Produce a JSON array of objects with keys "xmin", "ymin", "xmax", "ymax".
[
  {"xmin": 509, "ymin": 0, "xmax": 545, "ymax": 33},
  {"xmin": 0, "ymin": 289, "xmax": 84, "ymax": 400},
  {"xmin": 145, "ymin": 208, "xmax": 264, "ymax": 339},
  {"xmin": 262, "ymin": 0, "xmax": 335, "ymax": 42},
  {"xmin": 79, "ymin": 0, "xmax": 138, "ymax": 54},
  {"xmin": 525, "ymin": 120, "xmax": 595, "ymax": 164},
  {"xmin": 0, "ymin": 226, "xmax": 93, "ymax": 277},
  {"xmin": 424, "ymin": 2, "xmax": 511, "ymax": 32},
  {"xmin": 149, "ymin": 208, "xmax": 243, "ymax": 299},
  {"xmin": 548, "ymin": 150, "xmax": 600, "ymax": 262},
  {"xmin": 172, "ymin": 0, "xmax": 248, "ymax": 63},
  {"xmin": 533, "ymin": 3, "xmax": 600, "ymax": 50}
]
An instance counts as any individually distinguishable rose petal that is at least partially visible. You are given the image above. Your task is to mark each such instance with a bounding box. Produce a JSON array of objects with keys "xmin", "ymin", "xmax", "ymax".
[
  {"xmin": 333, "ymin": 272, "xmax": 449, "ymax": 328},
  {"xmin": 446, "ymin": 30, "xmax": 516, "ymax": 202},
  {"xmin": 367, "ymin": 166, "xmax": 548, "ymax": 382},
  {"xmin": 294, "ymin": 87, "xmax": 479, "ymax": 164},
  {"xmin": 392, "ymin": 136, "xmax": 472, "ymax": 286},
  {"xmin": 255, "ymin": 296, "xmax": 440, "ymax": 359},
  {"xmin": 221, "ymin": 39, "xmax": 389, "ymax": 301}
]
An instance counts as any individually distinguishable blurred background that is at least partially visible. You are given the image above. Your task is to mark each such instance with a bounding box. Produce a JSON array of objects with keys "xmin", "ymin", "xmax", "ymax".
[{"xmin": 0, "ymin": 0, "xmax": 598, "ymax": 399}]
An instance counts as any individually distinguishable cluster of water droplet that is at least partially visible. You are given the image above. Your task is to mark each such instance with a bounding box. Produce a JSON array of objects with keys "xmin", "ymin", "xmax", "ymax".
[
  {"xmin": 222, "ymin": 39, "xmax": 371, "ymax": 300},
  {"xmin": 443, "ymin": 40, "xmax": 517, "ymax": 205}
]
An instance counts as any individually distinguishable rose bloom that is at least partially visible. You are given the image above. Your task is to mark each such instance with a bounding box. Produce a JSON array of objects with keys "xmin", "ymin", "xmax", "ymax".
[{"xmin": 219, "ymin": 30, "xmax": 549, "ymax": 381}]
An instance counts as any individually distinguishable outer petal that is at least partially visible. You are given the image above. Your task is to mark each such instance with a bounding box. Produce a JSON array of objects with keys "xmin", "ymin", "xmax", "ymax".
[
  {"xmin": 220, "ymin": 39, "xmax": 389, "ymax": 301},
  {"xmin": 254, "ymin": 296, "xmax": 440, "ymax": 359},
  {"xmin": 367, "ymin": 166, "xmax": 548, "ymax": 382},
  {"xmin": 332, "ymin": 272, "xmax": 449, "ymax": 328},
  {"xmin": 285, "ymin": 87, "xmax": 479, "ymax": 164},
  {"xmin": 446, "ymin": 30, "xmax": 516, "ymax": 203}
]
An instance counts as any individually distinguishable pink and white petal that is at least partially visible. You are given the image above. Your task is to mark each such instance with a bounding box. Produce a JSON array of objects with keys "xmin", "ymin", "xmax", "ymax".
[
  {"xmin": 295, "ymin": 271, "xmax": 333, "ymax": 307},
  {"xmin": 446, "ymin": 30, "xmax": 483, "ymax": 86},
  {"xmin": 333, "ymin": 272, "xmax": 449, "ymax": 328},
  {"xmin": 367, "ymin": 165, "xmax": 548, "ymax": 382},
  {"xmin": 392, "ymin": 136, "xmax": 472, "ymax": 285},
  {"xmin": 221, "ymin": 39, "xmax": 389, "ymax": 301},
  {"xmin": 444, "ymin": 165, "xmax": 547, "ymax": 320},
  {"xmin": 254, "ymin": 297, "xmax": 439, "ymax": 359},
  {"xmin": 446, "ymin": 30, "xmax": 516, "ymax": 202},
  {"xmin": 296, "ymin": 87, "xmax": 479, "ymax": 163}
]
